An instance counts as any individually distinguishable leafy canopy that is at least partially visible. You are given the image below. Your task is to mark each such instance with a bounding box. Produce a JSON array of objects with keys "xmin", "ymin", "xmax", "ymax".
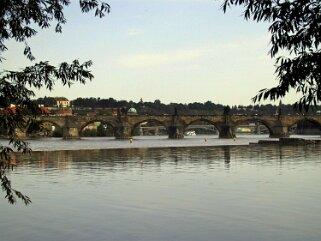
[
  {"xmin": 222, "ymin": 0, "xmax": 321, "ymax": 111},
  {"xmin": 0, "ymin": 0, "xmax": 109, "ymax": 205}
]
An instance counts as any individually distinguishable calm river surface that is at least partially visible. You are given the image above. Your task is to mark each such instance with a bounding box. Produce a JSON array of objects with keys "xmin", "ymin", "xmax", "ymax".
[{"xmin": 1, "ymin": 135, "xmax": 321, "ymax": 241}]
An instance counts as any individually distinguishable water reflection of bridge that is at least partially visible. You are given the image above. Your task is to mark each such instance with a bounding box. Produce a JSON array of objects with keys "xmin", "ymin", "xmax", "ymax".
[{"xmin": 12, "ymin": 114, "xmax": 321, "ymax": 139}]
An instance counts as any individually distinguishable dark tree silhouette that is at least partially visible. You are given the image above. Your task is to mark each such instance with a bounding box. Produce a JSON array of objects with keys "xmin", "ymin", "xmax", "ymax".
[{"xmin": 222, "ymin": 0, "xmax": 321, "ymax": 111}]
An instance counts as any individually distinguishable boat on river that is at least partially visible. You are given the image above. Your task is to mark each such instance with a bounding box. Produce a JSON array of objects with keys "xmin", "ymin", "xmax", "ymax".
[{"xmin": 185, "ymin": 130, "xmax": 196, "ymax": 136}]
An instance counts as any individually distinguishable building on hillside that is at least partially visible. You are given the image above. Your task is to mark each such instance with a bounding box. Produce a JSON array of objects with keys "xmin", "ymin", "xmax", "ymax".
[{"xmin": 55, "ymin": 97, "xmax": 70, "ymax": 108}]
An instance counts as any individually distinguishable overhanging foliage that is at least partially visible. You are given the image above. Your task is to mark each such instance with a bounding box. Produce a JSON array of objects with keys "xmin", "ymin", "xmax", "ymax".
[
  {"xmin": 222, "ymin": 0, "xmax": 321, "ymax": 111},
  {"xmin": 0, "ymin": 0, "xmax": 109, "ymax": 204}
]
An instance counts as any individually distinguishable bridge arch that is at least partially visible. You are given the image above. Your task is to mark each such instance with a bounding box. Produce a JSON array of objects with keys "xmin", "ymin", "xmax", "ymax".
[
  {"xmin": 233, "ymin": 118, "xmax": 273, "ymax": 136},
  {"xmin": 27, "ymin": 120, "xmax": 63, "ymax": 137},
  {"xmin": 131, "ymin": 119, "xmax": 168, "ymax": 136},
  {"xmin": 288, "ymin": 117, "xmax": 321, "ymax": 135},
  {"xmin": 184, "ymin": 118, "xmax": 219, "ymax": 136},
  {"xmin": 80, "ymin": 120, "xmax": 115, "ymax": 137}
]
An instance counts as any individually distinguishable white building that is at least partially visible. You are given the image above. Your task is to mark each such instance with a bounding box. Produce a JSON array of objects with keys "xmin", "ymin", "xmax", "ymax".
[{"xmin": 55, "ymin": 97, "xmax": 70, "ymax": 108}]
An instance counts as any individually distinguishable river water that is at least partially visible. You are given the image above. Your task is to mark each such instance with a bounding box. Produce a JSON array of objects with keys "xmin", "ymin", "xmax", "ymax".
[{"xmin": 1, "ymin": 135, "xmax": 321, "ymax": 241}]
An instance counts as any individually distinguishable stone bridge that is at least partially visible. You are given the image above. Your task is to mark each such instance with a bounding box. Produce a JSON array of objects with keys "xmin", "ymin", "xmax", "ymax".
[{"xmin": 28, "ymin": 114, "xmax": 321, "ymax": 139}]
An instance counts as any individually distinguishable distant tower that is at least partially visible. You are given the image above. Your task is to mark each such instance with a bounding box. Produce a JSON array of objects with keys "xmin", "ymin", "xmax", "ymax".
[{"xmin": 139, "ymin": 98, "xmax": 145, "ymax": 109}]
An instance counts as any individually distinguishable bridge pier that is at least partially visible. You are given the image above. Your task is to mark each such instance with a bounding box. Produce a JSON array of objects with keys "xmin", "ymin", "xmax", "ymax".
[
  {"xmin": 218, "ymin": 124, "xmax": 235, "ymax": 139},
  {"xmin": 168, "ymin": 126, "xmax": 184, "ymax": 139},
  {"xmin": 63, "ymin": 127, "xmax": 80, "ymax": 139},
  {"xmin": 114, "ymin": 125, "xmax": 132, "ymax": 139},
  {"xmin": 270, "ymin": 126, "xmax": 289, "ymax": 138},
  {"xmin": 62, "ymin": 116, "xmax": 81, "ymax": 140}
]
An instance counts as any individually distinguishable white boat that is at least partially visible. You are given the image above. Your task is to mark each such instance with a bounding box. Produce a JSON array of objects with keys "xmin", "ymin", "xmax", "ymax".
[{"xmin": 185, "ymin": 130, "xmax": 196, "ymax": 136}]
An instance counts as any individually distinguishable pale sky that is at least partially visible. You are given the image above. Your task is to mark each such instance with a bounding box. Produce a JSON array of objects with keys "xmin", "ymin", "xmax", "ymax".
[{"xmin": 2, "ymin": 0, "xmax": 298, "ymax": 105}]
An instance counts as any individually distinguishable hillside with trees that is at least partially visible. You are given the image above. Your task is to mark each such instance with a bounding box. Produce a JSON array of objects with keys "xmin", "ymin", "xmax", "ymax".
[{"xmin": 36, "ymin": 97, "xmax": 321, "ymax": 116}]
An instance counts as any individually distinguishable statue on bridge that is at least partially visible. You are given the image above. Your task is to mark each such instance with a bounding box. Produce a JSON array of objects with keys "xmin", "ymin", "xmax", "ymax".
[
  {"xmin": 117, "ymin": 107, "xmax": 128, "ymax": 117},
  {"xmin": 223, "ymin": 105, "xmax": 230, "ymax": 116}
]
